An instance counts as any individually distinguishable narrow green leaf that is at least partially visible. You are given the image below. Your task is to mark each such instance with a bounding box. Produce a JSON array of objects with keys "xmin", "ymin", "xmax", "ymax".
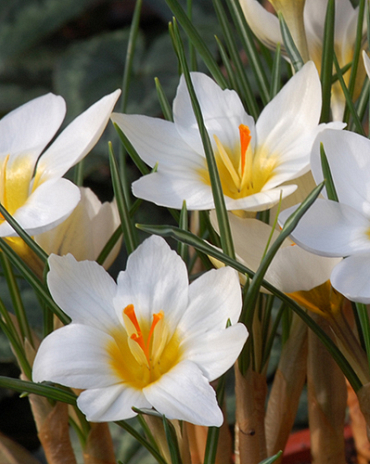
[
  {"xmin": 343, "ymin": 0, "xmax": 365, "ymax": 123},
  {"xmin": 115, "ymin": 420, "xmax": 167, "ymax": 464},
  {"xmin": 212, "ymin": 0, "xmax": 259, "ymax": 118},
  {"xmin": 0, "ymin": 376, "xmax": 77, "ymax": 404},
  {"xmin": 170, "ymin": 19, "xmax": 235, "ymax": 259},
  {"xmin": 0, "ymin": 203, "xmax": 48, "ymax": 265},
  {"xmin": 177, "ymin": 201, "xmax": 188, "ymax": 263},
  {"xmin": 214, "ymin": 36, "xmax": 239, "ymax": 91},
  {"xmin": 356, "ymin": 303, "xmax": 370, "ymax": 373},
  {"xmin": 73, "ymin": 159, "xmax": 84, "ymax": 186},
  {"xmin": 320, "ymin": 142, "xmax": 338, "ymax": 202},
  {"xmin": 163, "ymin": 416, "xmax": 182, "ymax": 464},
  {"xmin": 155, "ymin": 77, "xmax": 174, "ymax": 122},
  {"xmin": 242, "ymin": 182, "xmax": 324, "ymax": 331},
  {"xmin": 108, "ymin": 142, "xmax": 138, "ymax": 255},
  {"xmin": 0, "ymin": 316, "xmax": 31, "ymax": 379},
  {"xmin": 270, "ymin": 43, "xmax": 282, "ymax": 99},
  {"xmin": 225, "ymin": 0, "xmax": 271, "ymax": 105},
  {"xmin": 187, "ymin": 0, "xmax": 197, "ymax": 72},
  {"xmin": 0, "ymin": 252, "xmax": 33, "ymax": 346},
  {"xmin": 165, "ymin": 0, "xmax": 228, "ymax": 88},
  {"xmin": 355, "ymin": 78, "xmax": 370, "ymax": 128},
  {"xmin": 203, "ymin": 375, "xmax": 225, "ymax": 464},
  {"xmin": 96, "ymin": 226, "xmax": 122, "ymax": 267},
  {"xmin": 258, "ymin": 451, "xmax": 283, "ymax": 464},
  {"xmin": 278, "ymin": 13, "xmax": 304, "ymax": 72},
  {"xmin": 114, "ymin": 123, "xmax": 150, "ymax": 176},
  {"xmin": 333, "ymin": 54, "xmax": 364, "ymax": 135},
  {"xmin": 320, "ymin": 0, "xmax": 335, "ymax": 123},
  {"xmin": 121, "ymin": 0, "xmax": 142, "ymax": 113},
  {"xmin": 0, "ymin": 237, "xmax": 70, "ymax": 325}
]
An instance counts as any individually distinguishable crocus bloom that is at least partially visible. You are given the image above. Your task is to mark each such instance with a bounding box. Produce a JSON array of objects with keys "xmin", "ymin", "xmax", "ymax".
[
  {"xmin": 112, "ymin": 62, "xmax": 323, "ymax": 213},
  {"xmin": 210, "ymin": 212, "xmax": 341, "ymax": 315},
  {"xmin": 239, "ymin": 0, "xmax": 365, "ymax": 120},
  {"xmin": 33, "ymin": 236, "xmax": 247, "ymax": 425},
  {"xmin": 35, "ymin": 187, "xmax": 121, "ymax": 270},
  {"xmin": 279, "ymin": 128, "xmax": 370, "ymax": 304},
  {"xmin": 0, "ymin": 90, "xmax": 121, "ymax": 257}
]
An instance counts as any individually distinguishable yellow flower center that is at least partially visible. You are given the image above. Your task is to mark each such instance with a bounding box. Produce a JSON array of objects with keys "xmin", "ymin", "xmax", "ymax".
[
  {"xmin": 107, "ymin": 304, "xmax": 182, "ymax": 389},
  {"xmin": 198, "ymin": 124, "xmax": 279, "ymax": 200}
]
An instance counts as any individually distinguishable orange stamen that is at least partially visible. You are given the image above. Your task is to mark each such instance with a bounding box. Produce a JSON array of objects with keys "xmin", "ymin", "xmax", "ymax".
[
  {"xmin": 123, "ymin": 304, "xmax": 164, "ymax": 368},
  {"xmin": 239, "ymin": 124, "xmax": 251, "ymax": 177}
]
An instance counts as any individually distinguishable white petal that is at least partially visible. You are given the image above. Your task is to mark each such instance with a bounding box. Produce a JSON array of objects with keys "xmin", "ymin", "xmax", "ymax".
[
  {"xmin": 279, "ymin": 199, "xmax": 370, "ymax": 257},
  {"xmin": 35, "ymin": 187, "xmax": 121, "ymax": 268},
  {"xmin": 78, "ymin": 384, "xmax": 151, "ymax": 422},
  {"xmin": 256, "ymin": 62, "xmax": 321, "ymax": 168},
  {"xmin": 173, "ymin": 73, "xmax": 255, "ymax": 155},
  {"xmin": 179, "ymin": 267, "xmax": 242, "ymax": 338},
  {"xmin": 132, "ymin": 170, "xmax": 215, "ymax": 210},
  {"xmin": 115, "ymin": 236, "xmax": 189, "ymax": 332},
  {"xmin": 311, "ymin": 129, "xmax": 370, "ymax": 218},
  {"xmin": 182, "ymin": 324, "xmax": 248, "ymax": 381},
  {"xmin": 363, "ymin": 51, "xmax": 370, "ymax": 80},
  {"xmin": 0, "ymin": 93, "xmax": 65, "ymax": 160},
  {"xmin": 331, "ymin": 254, "xmax": 370, "ymax": 304},
  {"xmin": 239, "ymin": 0, "xmax": 282, "ymax": 51},
  {"xmin": 0, "ymin": 178, "xmax": 80, "ymax": 237},
  {"xmin": 143, "ymin": 360, "xmax": 223, "ymax": 426},
  {"xmin": 111, "ymin": 113, "xmax": 204, "ymax": 168},
  {"xmin": 32, "ymin": 324, "xmax": 117, "ymax": 388},
  {"xmin": 266, "ymin": 244, "xmax": 342, "ymax": 293},
  {"xmin": 35, "ymin": 90, "xmax": 121, "ymax": 184},
  {"xmin": 47, "ymin": 254, "xmax": 118, "ymax": 331}
]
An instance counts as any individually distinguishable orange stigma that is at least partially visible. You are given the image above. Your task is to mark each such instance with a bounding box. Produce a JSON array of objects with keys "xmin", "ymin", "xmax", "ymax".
[
  {"xmin": 123, "ymin": 304, "xmax": 164, "ymax": 367},
  {"xmin": 239, "ymin": 124, "xmax": 251, "ymax": 177}
]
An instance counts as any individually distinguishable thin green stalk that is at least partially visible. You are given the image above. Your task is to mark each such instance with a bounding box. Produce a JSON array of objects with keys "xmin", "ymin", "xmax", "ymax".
[
  {"xmin": 0, "ymin": 252, "xmax": 33, "ymax": 346},
  {"xmin": 320, "ymin": 0, "xmax": 335, "ymax": 123},
  {"xmin": 355, "ymin": 78, "xmax": 370, "ymax": 128},
  {"xmin": 109, "ymin": 142, "xmax": 138, "ymax": 255},
  {"xmin": 115, "ymin": 420, "xmax": 167, "ymax": 464},
  {"xmin": 333, "ymin": 53, "xmax": 364, "ymax": 135},
  {"xmin": 214, "ymin": 36, "xmax": 239, "ymax": 92},
  {"xmin": 261, "ymin": 301, "xmax": 285, "ymax": 370},
  {"xmin": 259, "ymin": 452, "xmax": 283, "ymax": 464},
  {"xmin": 278, "ymin": 13, "xmax": 304, "ymax": 72},
  {"xmin": 187, "ymin": 0, "xmax": 197, "ymax": 71},
  {"xmin": 165, "ymin": 0, "xmax": 228, "ymax": 88},
  {"xmin": 0, "ymin": 317, "xmax": 31, "ymax": 379},
  {"xmin": 170, "ymin": 19, "xmax": 235, "ymax": 259},
  {"xmin": 0, "ymin": 376, "xmax": 76, "ymax": 404},
  {"xmin": 225, "ymin": 0, "xmax": 270, "ymax": 105},
  {"xmin": 270, "ymin": 43, "xmax": 282, "ymax": 99},
  {"xmin": 177, "ymin": 201, "xmax": 188, "ymax": 263},
  {"xmin": 212, "ymin": 0, "xmax": 259, "ymax": 118},
  {"xmin": 73, "ymin": 159, "xmax": 84, "ymax": 186},
  {"xmin": 155, "ymin": 77, "xmax": 173, "ymax": 121},
  {"xmin": 320, "ymin": 143, "xmax": 338, "ymax": 201},
  {"xmin": 96, "ymin": 226, "xmax": 122, "ymax": 267},
  {"xmin": 356, "ymin": 302, "xmax": 370, "ymax": 373},
  {"xmin": 203, "ymin": 374, "xmax": 225, "ymax": 464},
  {"xmin": 114, "ymin": 123, "xmax": 150, "ymax": 176},
  {"xmin": 163, "ymin": 417, "xmax": 182, "ymax": 464},
  {"xmin": 343, "ymin": 0, "xmax": 365, "ymax": 123},
  {"xmin": 0, "ymin": 237, "xmax": 70, "ymax": 325},
  {"xmin": 0, "ymin": 203, "xmax": 48, "ymax": 265}
]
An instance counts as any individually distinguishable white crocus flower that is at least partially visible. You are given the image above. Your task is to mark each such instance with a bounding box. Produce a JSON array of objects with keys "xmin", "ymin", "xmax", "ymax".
[
  {"xmin": 33, "ymin": 236, "xmax": 247, "ymax": 425},
  {"xmin": 210, "ymin": 211, "xmax": 340, "ymax": 297},
  {"xmin": 35, "ymin": 187, "xmax": 121, "ymax": 270},
  {"xmin": 112, "ymin": 62, "xmax": 323, "ymax": 213},
  {"xmin": 239, "ymin": 0, "xmax": 364, "ymax": 121},
  {"xmin": 279, "ymin": 128, "xmax": 370, "ymax": 304},
  {"xmin": 0, "ymin": 90, "xmax": 120, "ymax": 242}
]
